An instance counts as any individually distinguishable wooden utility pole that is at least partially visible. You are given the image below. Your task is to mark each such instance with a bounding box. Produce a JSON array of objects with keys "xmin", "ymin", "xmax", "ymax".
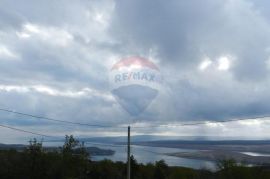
[{"xmin": 127, "ymin": 126, "xmax": 131, "ymax": 179}]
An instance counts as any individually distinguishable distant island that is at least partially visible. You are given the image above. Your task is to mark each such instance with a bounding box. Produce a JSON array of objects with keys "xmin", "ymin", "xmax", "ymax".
[{"xmin": 0, "ymin": 143, "xmax": 115, "ymax": 156}]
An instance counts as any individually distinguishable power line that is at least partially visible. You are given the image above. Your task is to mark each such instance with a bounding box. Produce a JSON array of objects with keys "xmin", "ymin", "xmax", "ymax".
[
  {"xmin": 1, "ymin": 107, "xmax": 270, "ymax": 129},
  {"xmin": 0, "ymin": 123, "xmax": 56, "ymax": 138},
  {"xmin": 0, "ymin": 108, "xmax": 123, "ymax": 128},
  {"xmin": 0, "ymin": 123, "xmax": 187, "ymax": 159}
]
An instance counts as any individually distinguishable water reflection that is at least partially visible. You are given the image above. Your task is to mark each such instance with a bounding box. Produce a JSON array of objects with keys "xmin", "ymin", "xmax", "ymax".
[
  {"xmin": 43, "ymin": 141, "xmax": 216, "ymax": 170},
  {"xmin": 90, "ymin": 143, "xmax": 216, "ymax": 171}
]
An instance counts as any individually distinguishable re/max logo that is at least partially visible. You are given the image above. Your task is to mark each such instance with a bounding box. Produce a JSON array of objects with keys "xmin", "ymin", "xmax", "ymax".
[{"xmin": 114, "ymin": 71, "xmax": 155, "ymax": 83}]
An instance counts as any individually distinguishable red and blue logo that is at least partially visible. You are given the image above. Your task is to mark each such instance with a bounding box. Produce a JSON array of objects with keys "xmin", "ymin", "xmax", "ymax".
[{"xmin": 109, "ymin": 56, "xmax": 162, "ymax": 116}]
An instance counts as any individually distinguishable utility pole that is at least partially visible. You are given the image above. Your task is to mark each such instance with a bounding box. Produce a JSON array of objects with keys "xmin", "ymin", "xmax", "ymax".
[{"xmin": 127, "ymin": 126, "xmax": 131, "ymax": 179}]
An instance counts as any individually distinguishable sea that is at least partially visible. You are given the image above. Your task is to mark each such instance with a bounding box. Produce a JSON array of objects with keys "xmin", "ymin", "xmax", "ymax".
[{"xmin": 43, "ymin": 141, "xmax": 216, "ymax": 171}]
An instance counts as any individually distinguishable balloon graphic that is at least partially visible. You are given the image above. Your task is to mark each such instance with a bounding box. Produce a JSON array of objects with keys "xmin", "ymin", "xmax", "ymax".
[{"xmin": 109, "ymin": 56, "xmax": 162, "ymax": 116}]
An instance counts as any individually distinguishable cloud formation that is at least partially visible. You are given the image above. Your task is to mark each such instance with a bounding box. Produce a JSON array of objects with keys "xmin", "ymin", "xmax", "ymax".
[{"xmin": 0, "ymin": 0, "xmax": 270, "ymax": 141}]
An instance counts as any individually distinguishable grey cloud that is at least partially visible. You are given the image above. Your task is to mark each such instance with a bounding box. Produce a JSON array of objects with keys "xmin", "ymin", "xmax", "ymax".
[
  {"xmin": 0, "ymin": 0, "xmax": 270, "ymax": 140},
  {"xmin": 110, "ymin": 0, "xmax": 270, "ymax": 81}
]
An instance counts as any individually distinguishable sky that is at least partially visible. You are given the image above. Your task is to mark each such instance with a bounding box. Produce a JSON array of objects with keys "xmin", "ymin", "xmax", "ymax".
[{"xmin": 1, "ymin": 0, "xmax": 270, "ymax": 143}]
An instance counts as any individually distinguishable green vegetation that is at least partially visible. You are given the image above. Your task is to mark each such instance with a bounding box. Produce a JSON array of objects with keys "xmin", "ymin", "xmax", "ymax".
[{"xmin": 0, "ymin": 135, "xmax": 270, "ymax": 179}]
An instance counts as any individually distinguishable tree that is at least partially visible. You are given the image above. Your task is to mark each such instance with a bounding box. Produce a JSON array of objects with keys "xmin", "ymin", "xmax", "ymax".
[
  {"xmin": 25, "ymin": 138, "xmax": 46, "ymax": 179},
  {"xmin": 61, "ymin": 135, "xmax": 89, "ymax": 178},
  {"xmin": 62, "ymin": 135, "xmax": 79, "ymax": 154},
  {"xmin": 217, "ymin": 159, "xmax": 237, "ymax": 179},
  {"xmin": 154, "ymin": 160, "xmax": 169, "ymax": 179},
  {"xmin": 217, "ymin": 159, "xmax": 237, "ymax": 170},
  {"xmin": 130, "ymin": 155, "xmax": 139, "ymax": 179}
]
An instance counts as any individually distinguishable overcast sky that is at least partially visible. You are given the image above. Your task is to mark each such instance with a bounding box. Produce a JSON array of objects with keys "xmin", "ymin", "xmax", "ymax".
[{"xmin": 1, "ymin": 0, "xmax": 270, "ymax": 143}]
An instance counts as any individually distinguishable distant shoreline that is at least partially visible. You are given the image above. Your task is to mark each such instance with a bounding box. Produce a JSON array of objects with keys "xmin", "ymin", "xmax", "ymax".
[
  {"xmin": 0, "ymin": 143, "xmax": 115, "ymax": 156},
  {"xmin": 166, "ymin": 150, "xmax": 270, "ymax": 165},
  {"xmin": 131, "ymin": 140, "xmax": 270, "ymax": 166},
  {"xmin": 132, "ymin": 140, "xmax": 270, "ymax": 153}
]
